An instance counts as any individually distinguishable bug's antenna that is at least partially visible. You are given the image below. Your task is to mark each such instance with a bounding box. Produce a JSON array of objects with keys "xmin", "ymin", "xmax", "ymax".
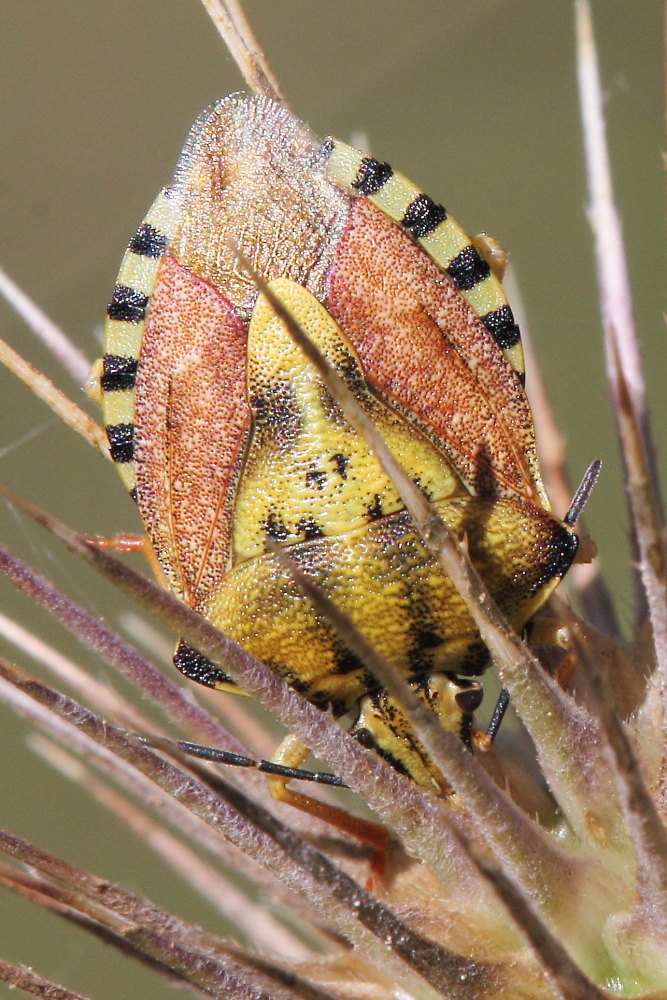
[
  {"xmin": 565, "ymin": 459, "xmax": 601, "ymax": 526},
  {"xmin": 143, "ymin": 736, "xmax": 348, "ymax": 788},
  {"xmin": 484, "ymin": 689, "xmax": 511, "ymax": 746}
]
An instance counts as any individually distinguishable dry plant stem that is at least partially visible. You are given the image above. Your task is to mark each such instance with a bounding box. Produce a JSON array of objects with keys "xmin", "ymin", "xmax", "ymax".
[
  {"xmin": 244, "ymin": 270, "xmax": 630, "ymax": 845},
  {"xmin": 0, "ymin": 334, "xmax": 108, "ymax": 457},
  {"xmin": 576, "ymin": 0, "xmax": 667, "ymax": 664},
  {"xmin": 32, "ymin": 736, "xmax": 316, "ymax": 958},
  {"xmin": 0, "ymin": 499, "xmax": 501, "ymax": 926},
  {"xmin": 0, "ymin": 604, "xmax": 322, "ymax": 927},
  {"xmin": 577, "ymin": 637, "xmax": 667, "ymax": 911},
  {"xmin": 0, "ymin": 545, "xmax": 247, "ymax": 756},
  {"xmin": 610, "ymin": 335, "xmax": 667, "ymax": 722},
  {"xmin": 0, "ymin": 867, "xmax": 211, "ymax": 999},
  {"xmin": 199, "ymin": 0, "xmax": 286, "ymax": 104},
  {"xmin": 0, "ymin": 843, "xmax": 333, "ymax": 1000},
  {"xmin": 0, "ymin": 959, "xmax": 92, "ymax": 1000},
  {"xmin": 274, "ymin": 543, "xmax": 589, "ymax": 906},
  {"xmin": 0, "ymin": 266, "xmax": 91, "ymax": 386},
  {"xmin": 18, "ymin": 682, "xmax": 326, "ymax": 944},
  {"xmin": 0, "ymin": 666, "xmax": 486, "ymax": 1000},
  {"xmin": 1, "ymin": 472, "xmax": 640, "ymax": 988},
  {"xmin": 0, "ymin": 611, "xmax": 164, "ymax": 737},
  {"xmin": 447, "ymin": 831, "xmax": 607, "ymax": 1000},
  {"xmin": 574, "ymin": 1, "xmax": 656, "ymax": 446},
  {"xmin": 2, "ymin": 866, "xmax": 335, "ymax": 1000}
]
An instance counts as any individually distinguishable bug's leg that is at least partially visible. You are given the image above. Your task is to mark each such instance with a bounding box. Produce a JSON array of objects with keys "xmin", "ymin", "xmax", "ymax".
[
  {"xmin": 171, "ymin": 642, "xmax": 386, "ymax": 853},
  {"xmin": 169, "ymin": 738, "xmax": 347, "ymax": 787},
  {"xmin": 528, "ymin": 616, "xmax": 581, "ymax": 688},
  {"xmin": 471, "ymin": 234, "xmax": 508, "ymax": 281},
  {"xmin": 171, "ymin": 642, "xmax": 387, "ymax": 861},
  {"xmin": 528, "ymin": 611, "xmax": 639, "ymax": 710},
  {"xmin": 267, "ymin": 733, "xmax": 388, "ymax": 871},
  {"xmin": 85, "ymin": 533, "xmax": 148, "ymax": 552},
  {"xmin": 85, "ymin": 531, "xmax": 168, "ymax": 586}
]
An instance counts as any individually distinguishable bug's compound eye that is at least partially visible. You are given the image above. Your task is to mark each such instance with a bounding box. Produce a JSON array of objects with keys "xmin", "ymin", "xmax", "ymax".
[
  {"xmin": 454, "ymin": 683, "xmax": 484, "ymax": 715},
  {"xmin": 353, "ymin": 728, "xmax": 377, "ymax": 750}
]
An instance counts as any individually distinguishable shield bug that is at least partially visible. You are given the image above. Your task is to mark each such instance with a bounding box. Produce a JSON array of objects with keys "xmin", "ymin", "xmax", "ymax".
[{"xmin": 99, "ymin": 93, "xmax": 578, "ymax": 836}]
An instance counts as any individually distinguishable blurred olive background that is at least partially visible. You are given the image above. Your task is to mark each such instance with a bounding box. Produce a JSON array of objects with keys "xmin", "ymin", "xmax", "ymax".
[{"xmin": 0, "ymin": 2, "xmax": 663, "ymax": 997}]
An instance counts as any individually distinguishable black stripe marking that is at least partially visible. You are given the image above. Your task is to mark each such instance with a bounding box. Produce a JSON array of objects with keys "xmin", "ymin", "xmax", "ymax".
[
  {"xmin": 101, "ymin": 354, "xmax": 138, "ymax": 392},
  {"xmin": 482, "ymin": 305, "xmax": 521, "ymax": 350},
  {"xmin": 264, "ymin": 513, "xmax": 290, "ymax": 541},
  {"xmin": 353, "ymin": 157, "xmax": 394, "ymax": 196},
  {"xmin": 401, "ymin": 194, "xmax": 447, "ymax": 238},
  {"xmin": 296, "ymin": 516, "xmax": 324, "ymax": 540},
  {"xmin": 331, "ymin": 640, "xmax": 362, "ymax": 676},
  {"xmin": 332, "ymin": 452, "xmax": 349, "ymax": 479},
  {"xmin": 128, "ymin": 222, "xmax": 168, "ymax": 259},
  {"xmin": 107, "ymin": 284, "xmax": 149, "ymax": 323},
  {"xmin": 367, "ymin": 494, "xmax": 384, "ymax": 521},
  {"xmin": 413, "ymin": 628, "xmax": 443, "ymax": 650},
  {"xmin": 106, "ymin": 422, "xmax": 135, "ymax": 464},
  {"xmin": 306, "ymin": 467, "xmax": 327, "ymax": 491},
  {"xmin": 531, "ymin": 528, "xmax": 579, "ymax": 592},
  {"xmin": 173, "ymin": 639, "xmax": 236, "ymax": 688},
  {"xmin": 455, "ymin": 684, "xmax": 484, "ymax": 714},
  {"xmin": 446, "ymin": 245, "xmax": 491, "ymax": 291},
  {"xmin": 459, "ymin": 712, "xmax": 475, "ymax": 748}
]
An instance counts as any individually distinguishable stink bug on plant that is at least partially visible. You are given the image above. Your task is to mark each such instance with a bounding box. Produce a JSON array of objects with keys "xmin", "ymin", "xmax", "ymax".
[{"xmin": 98, "ymin": 93, "xmax": 579, "ymax": 841}]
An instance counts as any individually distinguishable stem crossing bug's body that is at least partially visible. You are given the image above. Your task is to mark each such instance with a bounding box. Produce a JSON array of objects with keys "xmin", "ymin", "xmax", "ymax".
[{"xmin": 100, "ymin": 94, "xmax": 577, "ymax": 795}]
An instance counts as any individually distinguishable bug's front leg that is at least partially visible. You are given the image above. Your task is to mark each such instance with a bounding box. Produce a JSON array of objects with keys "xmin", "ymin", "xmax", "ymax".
[
  {"xmin": 268, "ymin": 733, "xmax": 389, "ymax": 873},
  {"xmin": 528, "ymin": 611, "xmax": 642, "ymax": 718}
]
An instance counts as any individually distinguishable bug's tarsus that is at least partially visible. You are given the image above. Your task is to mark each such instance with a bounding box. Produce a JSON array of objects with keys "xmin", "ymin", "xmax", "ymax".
[{"xmin": 565, "ymin": 459, "xmax": 602, "ymax": 526}]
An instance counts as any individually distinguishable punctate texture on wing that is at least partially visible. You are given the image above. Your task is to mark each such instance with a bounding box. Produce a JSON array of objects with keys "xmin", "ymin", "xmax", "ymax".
[
  {"xmin": 134, "ymin": 255, "xmax": 251, "ymax": 613},
  {"xmin": 325, "ymin": 197, "xmax": 548, "ymax": 506}
]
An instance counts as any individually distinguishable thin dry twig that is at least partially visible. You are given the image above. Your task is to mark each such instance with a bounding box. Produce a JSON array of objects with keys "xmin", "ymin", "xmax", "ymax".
[
  {"xmin": 0, "ymin": 834, "xmax": 337, "ymax": 1000},
  {"xmin": 575, "ymin": 0, "xmax": 667, "ymax": 671},
  {"xmin": 199, "ymin": 0, "xmax": 286, "ymax": 104},
  {"xmin": 0, "ymin": 334, "xmax": 108, "ymax": 457},
  {"xmin": 32, "ymin": 736, "xmax": 315, "ymax": 958},
  {"xmin": 0, "ymin": 266, "xmax": 91, "ymax": 386},
  {"xmin": 0, "ymin": 546, "xmax": 246, "ymax": 755},
  {"xmin": 0, "ymin": 959, "xmax": 92, "ymax": 1000},
  {"xmin": 17, "ymin": 680, "xmax": 327, "ymax": 941},
  {"xmin": 0, "ymin": 611, "xmax": 159, "ymax": 736}
]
